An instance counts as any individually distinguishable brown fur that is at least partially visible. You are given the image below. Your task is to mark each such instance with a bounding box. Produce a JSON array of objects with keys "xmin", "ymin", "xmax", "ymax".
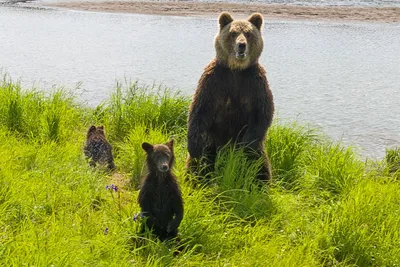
[
  {"xmin": 139, "ymin": 140, "xmax": 184, "ymax": 241},
  {"xmin": 84, "ymin": 125, "xmax": 115, "ymax": 170},
  {"xmin": 187, "ymin": 12, "xmax": 274, "ymax": 182}
]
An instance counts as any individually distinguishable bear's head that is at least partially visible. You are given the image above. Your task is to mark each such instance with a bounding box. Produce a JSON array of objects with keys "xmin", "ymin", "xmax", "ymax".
[
  {"xmin": 142, "ymin": 139, "xmax": 175, "ymax": 173},
  {"xmin": 87, "ymin": 125, "xmax": 106, "ymax": 139},
  {"xmin": 215, "ymin": 12, "xmax": 264, "ymax": 70}
]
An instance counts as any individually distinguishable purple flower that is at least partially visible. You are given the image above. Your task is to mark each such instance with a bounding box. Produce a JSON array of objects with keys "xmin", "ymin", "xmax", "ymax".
[
  {"xmin": 104, "ymin": 227, "xmax": 109, "ymax": 235},
  {"xmin": 106, "ymin": 184, "xmax": 118, "ymax": 192},
  {"xmin": 111, "ymin": 184, "xmax": 118, "ymax": 192}
]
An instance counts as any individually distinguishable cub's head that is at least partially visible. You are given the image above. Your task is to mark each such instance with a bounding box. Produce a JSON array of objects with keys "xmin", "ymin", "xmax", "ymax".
[
  {"xmin": 142, "ymin": 139, "xmax": 175, "ymax": 173},
  {"xmin": 215, "ymin": 12, "xmax": 264, "ymax": 70},
  {"xmin": 87, "ymin": 125, "xmax": 105, "ymax": 139}
]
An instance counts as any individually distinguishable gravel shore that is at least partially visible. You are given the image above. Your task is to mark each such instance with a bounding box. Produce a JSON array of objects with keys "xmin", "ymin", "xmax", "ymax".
[{"xmin": 46, "ymin": 1, "xmax": 400, "ymax": 23}]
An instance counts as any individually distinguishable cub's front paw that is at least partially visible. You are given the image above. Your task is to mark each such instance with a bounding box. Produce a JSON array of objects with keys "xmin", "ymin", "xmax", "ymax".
[{"xmin": 166, "ymin": 223, "xmax": 175, "ymax": 233}]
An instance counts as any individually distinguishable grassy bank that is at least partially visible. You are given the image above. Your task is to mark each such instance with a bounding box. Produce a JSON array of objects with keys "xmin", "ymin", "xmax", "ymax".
[{"xmin": 0, "ymin": 78, "xmax": 399, "ymax": 266}]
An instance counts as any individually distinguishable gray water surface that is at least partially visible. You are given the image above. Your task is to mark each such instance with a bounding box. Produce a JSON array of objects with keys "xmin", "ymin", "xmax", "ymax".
[{"xmin": 1, "ymin": 6, "xmax": 399, "ymax": 159}]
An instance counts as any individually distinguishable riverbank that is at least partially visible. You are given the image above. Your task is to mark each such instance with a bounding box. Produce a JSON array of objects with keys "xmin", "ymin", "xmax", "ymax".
[
  {"xmin": 46, "ymin": 1, "xmax": 400, "ymax": 22},
  {"xmin": 1, "ymin": 78, "xmax": 400, "ymax": 265}
]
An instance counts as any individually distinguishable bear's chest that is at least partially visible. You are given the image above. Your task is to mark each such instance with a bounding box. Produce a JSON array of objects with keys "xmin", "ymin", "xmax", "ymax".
[
  {"xmin": 150, "ymin": 184, "xmax": 174, "ymax": 214},
  {"xmin": 218, "ymin": 95, "xmax": 251, "ymax": 116},
  {"xmin": 214, "ymin": 74, "xmax": 255, "ymax": 122},
  {"xmin": 213, "ymin": 93, "xmax": 253, "ymax": 140}
]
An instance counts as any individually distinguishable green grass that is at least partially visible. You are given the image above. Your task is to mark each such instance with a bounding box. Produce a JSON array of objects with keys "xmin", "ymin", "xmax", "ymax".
[{"xmin": 1, "ymin": 78, "xmax": 400, "ymax": 266}]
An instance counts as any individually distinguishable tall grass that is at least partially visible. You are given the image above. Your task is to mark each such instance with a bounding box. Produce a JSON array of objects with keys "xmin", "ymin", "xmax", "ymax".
[
  {"xmin": 213, "ymin": 145, "xmax": 275, "ymax": 220},
  {"xmin": 0, "ymin": 77, "xmax": 82, "ymax": 142},
  {"xmin": 386, "ymin": 147, "xmax": 400, "ymax": 176},
  {"xmin": 1, "ymin": 79, "xmax": 399, "ymax": 266},
  {"xmin": 94, "ymin": 81, "xmax": 190, "ymax": 142}
]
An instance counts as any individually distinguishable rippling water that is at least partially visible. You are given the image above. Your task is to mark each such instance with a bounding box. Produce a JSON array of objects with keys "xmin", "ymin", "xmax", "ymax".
[{"xmin": 0, "ymin": 6, "xmax": 399, "ymax": 158}]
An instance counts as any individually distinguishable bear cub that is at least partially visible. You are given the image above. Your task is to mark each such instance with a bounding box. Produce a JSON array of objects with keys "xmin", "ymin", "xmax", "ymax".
[
  {"xmin": 84, "ymin": 125, "xmax": 115, "ymax": 170},
  {"xmin": 139, "ymin": 139, "xmax": 184, "ymax": 241}
]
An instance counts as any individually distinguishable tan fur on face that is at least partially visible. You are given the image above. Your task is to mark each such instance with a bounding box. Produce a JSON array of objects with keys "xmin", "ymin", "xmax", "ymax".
[{"xmin": 215, "ymin": 13, "xmax": 264, "ymax": 70}]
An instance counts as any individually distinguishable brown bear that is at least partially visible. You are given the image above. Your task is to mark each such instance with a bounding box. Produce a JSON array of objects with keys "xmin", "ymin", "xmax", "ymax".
[
  {"xmin": 187, "ymin": 12, "xmax": 274, "ymax": 182},
  {"xmin": 84, "ymin": 125, "xmax": 115, "ymax": 170},
  {"xmin": 139, "ymin": 140, "xmax": 184, "ymax": 241}
]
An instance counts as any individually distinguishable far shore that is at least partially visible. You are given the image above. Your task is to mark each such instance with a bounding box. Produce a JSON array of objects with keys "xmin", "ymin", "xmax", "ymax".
[{"xmin": 44, "ymin": 1, "xmax": 400, "ymax": 23}]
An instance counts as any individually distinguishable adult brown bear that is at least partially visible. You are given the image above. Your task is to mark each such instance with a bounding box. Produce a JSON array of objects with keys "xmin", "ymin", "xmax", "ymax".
[{"xmin": 187, "ymin": 12, "xmax": 274, "ymax": 182}]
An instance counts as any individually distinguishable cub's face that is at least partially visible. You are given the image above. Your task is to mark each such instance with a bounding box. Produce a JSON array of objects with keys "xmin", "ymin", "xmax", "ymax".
[
  {"xmin": 215, "ymin": 12, "xmax": 264, "ymax": 70},
  {"xmin": 142, "ymin": 140, "xmax": 175, "ymax": 173},
  {"xmin": 87, "ymin": 125, "xmax": 106, "ymax": 139}
]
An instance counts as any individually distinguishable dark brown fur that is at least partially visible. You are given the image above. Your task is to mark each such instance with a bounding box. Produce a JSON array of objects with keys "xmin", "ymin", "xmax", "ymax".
[
  {"xmin": 187, "ymin": 12, "xmax": 274, "ymax": 182},
  {"xmin": 84, "ymin": 125, "xmax": 115, "ymax": 170},
  {"xmin": 139, "ymin": 140, "xmax": 184, "ymax": 241}
]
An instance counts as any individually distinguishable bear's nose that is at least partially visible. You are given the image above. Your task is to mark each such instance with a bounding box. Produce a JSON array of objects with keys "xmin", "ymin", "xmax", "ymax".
[
  {"xmin": 238, "ymin": 43, "xmax": 246, "ymax": 51},
  {"xmin": 161, "ymin": 164, "xmax": 169, "ymax": 172}
]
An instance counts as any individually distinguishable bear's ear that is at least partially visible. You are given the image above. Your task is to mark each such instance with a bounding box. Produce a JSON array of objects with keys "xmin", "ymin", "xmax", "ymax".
[
  {"xmin": 142, "ymin": 142, "xmax": 153, "ymax": 153},
  {"xmin": 97, "ymin": 125, "xmax": 105, "ymax": 135},
  {"xmin": 165, "ymin": 139, "xmax": 174, "ymax": 150},
  {"xmin": 219, "ymin": 12, "xmax": 234, "ymax": 30},
  {"xmin": 88, "ymin": 125, "xmax": 96, "ymax": 134},
  {"xmin": 248, "ymin": 13, "xmax": 263, "ymax": 31}
]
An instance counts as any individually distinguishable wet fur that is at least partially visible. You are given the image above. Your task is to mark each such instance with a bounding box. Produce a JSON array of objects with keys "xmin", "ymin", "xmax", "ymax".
[{"xmin": 187, "ymin": 13, "xmax": 274, "ymax": 182}]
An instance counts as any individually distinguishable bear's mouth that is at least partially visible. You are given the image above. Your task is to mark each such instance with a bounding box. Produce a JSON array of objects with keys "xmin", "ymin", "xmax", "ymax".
[
  {"xmin": 235, "ymin": 52, "xmax": 247, "ymax": 59},
  {"xmin": 157, "ymin": 164, "xmax": 170, "ymax": 172}
]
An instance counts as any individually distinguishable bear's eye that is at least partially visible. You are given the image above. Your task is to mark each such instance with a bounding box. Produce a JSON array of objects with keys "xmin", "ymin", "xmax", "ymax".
[{"xmin": 231, "ymin": 32, "xmax": 238, "ymax": 38}]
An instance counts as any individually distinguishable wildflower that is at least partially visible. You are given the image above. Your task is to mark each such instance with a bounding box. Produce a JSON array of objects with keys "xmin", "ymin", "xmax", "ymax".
[
  {"xmin": 111, "ymin": 184, "xmax": 118, "ymax": 192},
  {"xmin": 104, "ymin": 227, "xmax": 109, "ymax": 235},
  {"xmin": 105, "ymin": 184, "xmax": 118, "ymax": 192}
]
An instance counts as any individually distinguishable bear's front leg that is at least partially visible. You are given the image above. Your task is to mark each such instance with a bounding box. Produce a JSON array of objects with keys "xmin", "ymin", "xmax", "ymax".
[
  {"xmin": 241, "ymin": 104, "xmax": 273, "ymax": 182},
  {"xmin": 241, "ymin": 112, "xmax": 271, "ymax": 151},
  {"xmin": 167, "ymin": 194, "xmax": 184, "ymax": 234}
]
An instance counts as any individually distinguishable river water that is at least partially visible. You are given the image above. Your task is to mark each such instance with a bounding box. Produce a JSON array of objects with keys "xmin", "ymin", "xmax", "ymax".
[{"xmin": 0, "ymin": 5, "xmax": 399, "ymax": 159}]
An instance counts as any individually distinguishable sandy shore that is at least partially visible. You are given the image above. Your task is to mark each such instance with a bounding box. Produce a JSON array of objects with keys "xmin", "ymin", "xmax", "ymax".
[{"xmin": 45, "ymin": 1, "xmax": 400, "ymax": 23}]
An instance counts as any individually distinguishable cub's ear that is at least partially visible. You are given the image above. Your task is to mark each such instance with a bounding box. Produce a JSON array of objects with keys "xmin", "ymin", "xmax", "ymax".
[
  {"xmin": 87, "ymin": 125, "xmax": 97, "ymax": 135},
  {"xmin": 97, "ymin": 125, "xmax": 105, "ymax": 134},
  {"xmin": 142, "ymin": 142, "xmax": 153, "ymax": 153},
  {"xmin": 248, "ymin": 13, "xmax": 263, "ymax": 30},
  {"xmin": 165, "ymin": 139, "xmax": 174, "ymax": 150},
  {"xmin": 219, "ymin": 12, "xmax": 233, "ymax": 30}
]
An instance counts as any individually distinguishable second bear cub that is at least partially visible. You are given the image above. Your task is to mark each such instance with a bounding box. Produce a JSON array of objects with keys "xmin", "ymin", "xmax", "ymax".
[
  {"xmin": 84, "ymin": 125, "xmax": 115, "ymax": 170},
  {"xmin": 139, "ymin": 139, "xmax": 184, "ymax": 241}
]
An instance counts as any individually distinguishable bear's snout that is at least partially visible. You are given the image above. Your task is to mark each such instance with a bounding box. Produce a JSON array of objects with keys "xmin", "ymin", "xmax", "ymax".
[
  {"xmin": 158, "ymin": 162, "xmax": 170, "ymax": 172},
  {"xmin": 235, "ymin": 41, "xmax": 247, "ymax": 59},
  {"xmin": 238, "ymin": 42, "xmax": 246, "ymax": 51}
]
